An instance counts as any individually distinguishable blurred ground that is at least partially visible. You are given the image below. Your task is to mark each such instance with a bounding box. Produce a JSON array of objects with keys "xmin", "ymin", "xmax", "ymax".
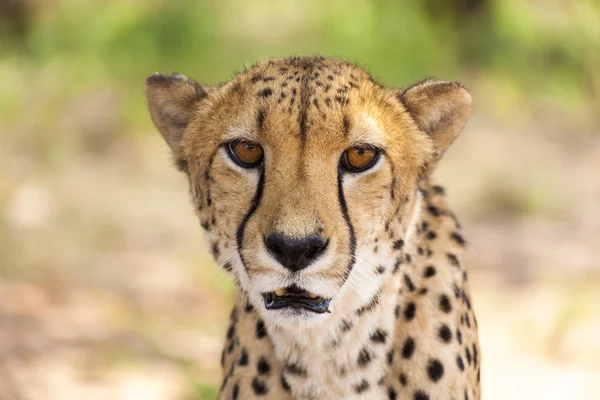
[{"xmin": 1, "ymin": 0, "xmax": 599, "ymax": 399}]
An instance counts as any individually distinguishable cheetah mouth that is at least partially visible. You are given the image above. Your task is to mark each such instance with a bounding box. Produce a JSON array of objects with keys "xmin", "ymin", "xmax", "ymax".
[{"xmin": 262, "ymin": 286, "xmax": 331, "ymax": 314}]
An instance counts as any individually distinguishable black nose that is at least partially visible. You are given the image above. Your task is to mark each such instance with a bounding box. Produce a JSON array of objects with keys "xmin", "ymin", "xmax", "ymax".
[{"xmin": 264, "ymin": 233, "xmax": 328, "ymax": 272}]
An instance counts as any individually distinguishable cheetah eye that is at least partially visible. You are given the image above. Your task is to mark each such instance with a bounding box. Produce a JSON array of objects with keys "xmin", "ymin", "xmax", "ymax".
[
  {"xmin": 227, "ymin": 140, "xmax": 264, "ymax": 168},
  {"xmin": 341, "ymin": 146, "xmax": 380, "ymax": 172}
]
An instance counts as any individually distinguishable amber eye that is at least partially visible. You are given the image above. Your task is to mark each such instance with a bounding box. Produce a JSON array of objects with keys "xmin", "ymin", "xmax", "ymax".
[
  {"xmin": 341, "ymin": 147, "xmax": 380, "ymax": 172},
  {"xmin": 227, "ymin": 140, "xmax": 264, "ymax": 168}
]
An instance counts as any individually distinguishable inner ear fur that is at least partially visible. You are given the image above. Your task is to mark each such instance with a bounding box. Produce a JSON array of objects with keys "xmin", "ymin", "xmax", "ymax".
[
  {"xmin": 145, "ymin": 73, "xmax": 208, "ymax": 162},
  {"xmin": 399, "ymin": 79, "xmax": 471, "ymax": 162}
]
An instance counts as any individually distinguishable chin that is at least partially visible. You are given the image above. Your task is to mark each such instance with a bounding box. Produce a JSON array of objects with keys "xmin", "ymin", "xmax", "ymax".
[{"xmin": 263, "ymin": 306, "xmax": 332, "ymax": 330}]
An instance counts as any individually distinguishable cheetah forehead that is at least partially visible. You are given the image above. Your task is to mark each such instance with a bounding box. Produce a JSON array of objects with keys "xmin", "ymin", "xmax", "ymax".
[{"xmin": 188, "ymin": 56, "xmax": 431, "ymax": 174}]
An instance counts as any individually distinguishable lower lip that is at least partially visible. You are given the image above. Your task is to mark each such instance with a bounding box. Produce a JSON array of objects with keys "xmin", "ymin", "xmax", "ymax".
[{"xmin": 262, "ymin": 293, "xmax": 331, "ymax": 314}]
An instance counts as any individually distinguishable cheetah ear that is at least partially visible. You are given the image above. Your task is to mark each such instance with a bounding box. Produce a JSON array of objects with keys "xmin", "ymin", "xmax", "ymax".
[
  {"xmin": 399, "ymin": 79, "xmax": 471, "ymax": 161},
  {"xmin": 145, "ymin": 73, "xmax": 209, "ymax": 159}
]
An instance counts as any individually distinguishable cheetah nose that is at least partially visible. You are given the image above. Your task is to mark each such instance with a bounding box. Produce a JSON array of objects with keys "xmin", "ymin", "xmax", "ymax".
[{"xmin": 264, "ymin": 233, "xmax": 328, "ymax": 272}]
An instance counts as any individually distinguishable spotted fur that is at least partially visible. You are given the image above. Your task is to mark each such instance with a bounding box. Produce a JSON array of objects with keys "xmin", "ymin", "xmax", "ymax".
[{"xmin": 145, "ymin": 56, "xmax": 480, "ymax": 399}]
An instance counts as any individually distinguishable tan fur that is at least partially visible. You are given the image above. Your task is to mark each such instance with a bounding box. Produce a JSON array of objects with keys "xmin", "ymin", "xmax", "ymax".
[{"xmin": 145, "ymin": 57, "xmax": 479, "ymax": 400}]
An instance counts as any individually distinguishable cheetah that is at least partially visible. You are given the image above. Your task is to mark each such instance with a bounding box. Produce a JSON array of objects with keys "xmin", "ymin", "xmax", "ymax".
[{"xmin": 145, "ymin": 56, "xmax": 480, "ymax": 400}]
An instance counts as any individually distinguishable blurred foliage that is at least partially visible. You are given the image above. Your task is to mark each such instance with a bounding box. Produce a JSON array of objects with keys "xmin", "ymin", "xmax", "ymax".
[{"xmin": 0, "ymin": 0, "xmax": 598, "ymax": 130}]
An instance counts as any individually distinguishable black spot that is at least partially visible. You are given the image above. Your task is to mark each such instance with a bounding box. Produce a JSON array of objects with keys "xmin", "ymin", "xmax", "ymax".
[
  {"xmin": 465, "ymin": 390, "xmax": 469, "ymax": 400},
  {"xmin": 342, "ymin": 115, "xmax": 351, "ymax": 136},
  {"xmin": 465, "ymin": 313, "xmax": 471, "ymax": 327},
  {"xmin": 355, "ymin": 291, "xmax": 381, "ymax": 315},
  {"xmin": 226, "ymin": 340, "xmax": 235, "ymax": 353},
  {"xmin": 370, "ymin": 329, "xmax": 387, "ymax": 344},
  {"xmin": 285, "ymin": 363, "xmax": 307, "ymax": 376},
  {"xmin": 257, "ymin": 109, "xmax": 265, "ymax": 129},
  {"xmin": 232, "ymin": 382, "xmax": 239, "ymax": 399},
  {"xmin": 423, "ymin": 265, "xmax": 436, "ymax": 278},
  {"xmin": 245, "ymin": 299, "xmax": 254, "ymax": 312},
  {"xmin": 280, "ymin": 374, "xmax": 291, "ymax": 392},
  {"xmin": 453, "ymin": 284, "xmax": 462, "ymax": 299},
  {"xmin": 438, "ymin": 324, "xmax": 452, "ymax": 343},
  {"xmin": 464, "ymin": 293, "xmax": 472, "ymax": 310},
  {"xmin": 257, "ymin": 357, "xmax": 270, "ymax": 375},
  {"xmin": 473, "ymin": 343, "xmax": 478, "ymax": 366},
  {"xmin": 432, "ymin": 185, "xmax": 445, "ymax": 194},
  {"xmin": 404, "ymin": 302, "xmax": 416, "ymax": 320},
  {"xmin": 175, "ymin": 158, "xmax": 188, "ymax": 172},
  {"xmin": 354, "ymin": 380, "xmax": 370, "ymax": 394},
  {"xmin": 334, "ymin": 96, "xmax": 348, "ymax": 105},
  {"xmin": 223, "ymin": 262, "xmax": 233, "ymax": 272},
  {"xmin": 404, "ymin": 274, "xmax": 415, "ymax": 291},
  {"xmin": 211, "ymin": 243, "xmax": 220, "ymax": 258},
  {"xmin": 263, "ymin": 76, "xmax": 274, "ymax": 82},
  {"xmin": 426, "ymin": 231, "xmax": 437, "ymax": 240},
  {"xmin": 414, "ymin": 390, "xmax": 430, "ymax": 400},
  {"xmin": 446, "ymin": 253, "xmax": 460, "ymax": 266},
  {"xmin": 386, "ymin": 349, "xmax": 394, "ymax": 365},
  {"xmin": 427, "ymin": 359, "xmax": 444, "ymax": 382},
  {"xmin": 376, "ymin": 265, "xmax": 385, "ymax": 274},
  {"xmin": 250, "ymin": 73, "xmax": 263, "ymax": 83},
  {"xmin": 327, "ymin": 75, "xmax": 334, "ymax": 81},
  {"xmin": 258, "ymin": 88, "xmax": 272, "ymax": 97},
  {"xmin": 450, "ymin": 232, "xmax": 466, "ymax": 246},
  {"xmin": 395, "ymin": 305, "xmax": 401, "ymax": 318},
  {"xmin": 427, "ymin": 205, "xmax": 441, "ymax": 216},
  {"xmin": 393, "ymin": 239, "xmax": 404, "ymax": 250},
  {"xmin": 457, "ymin": 355, "xmax": 465, "ymax": 371},
  {"xmin": 392, "ymin": 258, "xmax": 402, "ymax": 274},
  {"xmin": 466, "ymin": 346, "xmax": 472, "ymax": 365},
  {"xmin": 401, "ymin": 337, "xmax": 415, "ymax": 359},
  {"xmin": 226, "ymin": 324, "xmax": 235, "ymax": 340},
  {"xmin": 251, "ymin": 377, "xmax": 268, "ymax": 395},
  {"xmin": 457, "ymin": 329, "xmax": 463, "ymax": 344},
  {"xmin": 256, "ymin": 319, "xmax": 267, "ymax": 339},
  {"xmin": 357, "ymin": 348, "xmax": 373, "ymax": 367},
  {"xmin": 417, "ymin": 246, "xmax": 423, "ymax": 255},
  {"xmin": 238, "ymin": 348, "xmax": 248, "ymax": 366},
  {"xmin": 418, "ymin": 288, "xmax": 428, "ymax": 295},
  {"xmin": 341, "ymin": 319, "xmax": 353, "ymax": 332},
  {"xmin": 399, "ymin": 373, "xmax": 408, "ymax": 386},
  {"xmin": 439, "ymin": 294, "xmax": 452, "ymax": 313}
]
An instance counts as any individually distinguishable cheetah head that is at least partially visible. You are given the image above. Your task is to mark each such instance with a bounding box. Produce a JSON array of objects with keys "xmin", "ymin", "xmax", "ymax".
[{"xmin": 145, "ymin": 57, "xmax": 470, "ymax": 329}]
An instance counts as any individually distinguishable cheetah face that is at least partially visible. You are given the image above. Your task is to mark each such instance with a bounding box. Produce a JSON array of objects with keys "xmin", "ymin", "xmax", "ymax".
[{"xmin": 145, "ymin": 58, "xmax": 471, "ymax": 329}]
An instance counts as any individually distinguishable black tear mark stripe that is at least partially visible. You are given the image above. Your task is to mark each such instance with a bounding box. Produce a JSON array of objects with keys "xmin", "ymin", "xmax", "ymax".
[
  {"xmin": 338, "ymin": 166, "xmax": 357, "ymax": 283},
  {"xmin": 236, "ymin": 167, "xmax": 266, "ymax": 272}
]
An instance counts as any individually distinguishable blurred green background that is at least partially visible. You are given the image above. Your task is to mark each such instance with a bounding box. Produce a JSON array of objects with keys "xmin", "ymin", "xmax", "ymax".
[{"xmin": 1, "ymin": 0, "xmax": 599, "ymax": 399}]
